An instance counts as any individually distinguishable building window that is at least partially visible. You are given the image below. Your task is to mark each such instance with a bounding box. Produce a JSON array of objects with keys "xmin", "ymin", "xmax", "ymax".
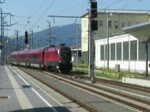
[
  {"xmin": 136, "ymin": 21, "xmax": 140, "ymax": 24},
  {"xmin": 99, "ymin": 20, "xmax": 103, "ymax": 27},
  {"xmin": 128, "ymin": 21, "xmax": 132, "ymax": 26},
  {"xmin": 114, "ymin": 21, "xmax": 119, "ymax": 29},
  {"xmin": 111, "ymin": 43, "xmax": 115, "ymax": 60},
  {"xmin": 130, "ymin": 40, "xmax": 137, "ymax": 61},
  {"xmin": 121, "ymin": 21, "xmax": 126, "ymax": 28},
  {"xmin": 105, "ymin": 44, "xmax": 108, "ymax": 60},
  {"xmin": 108, "ymin": 20, "xmax": 112, "ymax": 28},
  {"xmin": 100, "ymin": 45, "xmax": 104, "ymax": 60},
  {"xmin": 139, "ymin": 42, "xmax": 145, "ymax": 61},
  {"xmin": 117, "ymin": 42, "xmax": 121, "ymax": 60},
  {"xmin": 123, "ymin": 41, "xmax": 129, "ymax": 60}
]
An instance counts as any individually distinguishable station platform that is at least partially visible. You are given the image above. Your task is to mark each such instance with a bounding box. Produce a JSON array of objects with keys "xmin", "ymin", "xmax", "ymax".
[
  {"xmin": 122, "ymin": 77, "xmax": 150, "ymax": 87},
  {"xmin": 0, "ymin": 65, "xmax": 71, "ymax": 112}
]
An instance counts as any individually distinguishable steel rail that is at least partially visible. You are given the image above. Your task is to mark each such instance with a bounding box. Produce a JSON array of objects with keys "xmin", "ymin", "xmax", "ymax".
[
  {"xmin": 43, "ymin": 71, "xmax": 150, "ymax": 112},
  {"xmin": 17, "ymin": 67, "xmax": 150, "ymax": 112}
]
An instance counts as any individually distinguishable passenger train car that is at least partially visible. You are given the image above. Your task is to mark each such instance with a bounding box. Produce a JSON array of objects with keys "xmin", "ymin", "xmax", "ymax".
[{"xmin": 9, "ymin": 44, "xmax": 72, "ymax": 73}]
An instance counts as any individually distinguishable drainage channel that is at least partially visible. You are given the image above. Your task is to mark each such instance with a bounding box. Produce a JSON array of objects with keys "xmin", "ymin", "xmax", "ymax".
[{"xmin": 0, "ymin": 96, "xmax": 9, "ymax": 99}]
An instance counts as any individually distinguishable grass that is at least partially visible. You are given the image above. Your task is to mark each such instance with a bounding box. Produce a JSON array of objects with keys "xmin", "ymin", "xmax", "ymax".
[{"xmin": 72, "ymin": 64, "xmax": 144, "ymax": 80}]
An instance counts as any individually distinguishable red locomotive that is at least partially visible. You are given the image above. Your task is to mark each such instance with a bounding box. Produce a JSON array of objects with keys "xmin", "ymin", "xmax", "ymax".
[{"xmin": 9, "ymin": 44, "xmax": 72, "ymax": 73}]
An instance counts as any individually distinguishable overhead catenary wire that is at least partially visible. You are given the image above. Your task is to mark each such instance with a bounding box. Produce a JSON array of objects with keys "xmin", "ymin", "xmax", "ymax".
[
  {"xmin": 29, "ymin": 0, "xmax": 44, "ymax": 19},
  {"xmin": 33, "ymin": 0, "xmax": 56, "ymax": 26},
  {"xmin": 104, "ymin": 0, "xmax": 125, "ymax": 9}
]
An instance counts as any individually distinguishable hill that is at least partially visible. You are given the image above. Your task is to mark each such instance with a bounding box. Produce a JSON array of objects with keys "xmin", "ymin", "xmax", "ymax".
[{"xmin": 31, "ymin": 24, "xmax": 81, "ymax": 48}]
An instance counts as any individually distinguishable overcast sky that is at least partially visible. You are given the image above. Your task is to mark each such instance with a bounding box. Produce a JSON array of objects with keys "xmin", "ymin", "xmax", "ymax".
[{"xmin": 1, "ymin": 0, "xmax": 150, "ymax": 37}]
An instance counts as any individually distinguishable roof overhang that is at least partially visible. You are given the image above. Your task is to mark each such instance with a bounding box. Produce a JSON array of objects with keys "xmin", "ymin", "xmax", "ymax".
[{"xmin": 123, "ymin": 22, "xmax": 150, "ymax": 42}]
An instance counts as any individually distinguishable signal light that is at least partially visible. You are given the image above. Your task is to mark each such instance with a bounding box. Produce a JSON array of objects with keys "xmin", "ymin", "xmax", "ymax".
[
  {"xmin": 91, "ymin": 2, "xmax": 97, "ymax": 18},
  {"xmin": 25, "ymin": 31, "xmax": 28, "ymax": 44},
  {"xmin": 91, "ymin": 20, "xmax": 98, "ymax": 31}
]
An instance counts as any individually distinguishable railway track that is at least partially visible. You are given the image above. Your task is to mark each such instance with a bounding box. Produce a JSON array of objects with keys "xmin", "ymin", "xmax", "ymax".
[
  {"xmin": 17, "ymin": 67, "xmax": 150, "ymax": 112},
  {"xmin": 16, "ymin": 67, "xmax": 97, "ymax": 112},
  {"xmin": 70, "ymin": 73, "xmax": 150, "ymax": 93},
  {"xmin": 43, "ymin": 71, "xmax": 150, "ymax": 112}
]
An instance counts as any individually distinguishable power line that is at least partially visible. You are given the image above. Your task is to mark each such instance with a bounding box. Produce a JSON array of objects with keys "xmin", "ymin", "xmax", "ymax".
[
  {"xmin": 104, "ymin": 0, "xmax": 124, "ymax": 9},
  {"xmin": 48, "ymin": 15, "xmax": 82, "ymax": 18},
  {"xmin": 34, "ymin": 0, "xmax": 56, "ymax": 25},
  {"xmin": 30, "ymin": 0, "xmax": 44, "ymax": 18}
]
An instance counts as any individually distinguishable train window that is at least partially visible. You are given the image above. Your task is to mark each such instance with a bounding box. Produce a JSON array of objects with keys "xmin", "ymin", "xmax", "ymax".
[
  {"xmin": 30, "ymin": 54, "xmax": 39, "ymax": 59},
  {"xmin": 13, "ymin": 56, "xmax": 17, "ymax": 59},
  {"xmin": 20, "ymin": 55, "xmax": 25, "ymax": 59},
  {"xmin": 61, "ymin": 53, "xmax": 70, "ymax": 57}
]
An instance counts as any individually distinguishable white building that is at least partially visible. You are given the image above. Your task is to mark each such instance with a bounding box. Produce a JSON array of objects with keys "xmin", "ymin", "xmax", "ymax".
[
  {"xmin": 95, "ymin": 34, "xmax": 150, "ymax": 73},
  {"xmin": 81, "ymin": 9, "xmax": 150, "ymax": 64}
]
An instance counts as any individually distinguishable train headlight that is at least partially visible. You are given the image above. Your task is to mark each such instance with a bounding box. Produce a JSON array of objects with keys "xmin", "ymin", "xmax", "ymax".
[{"xmin": 57, "ymin": 49, "xmax": 60, "ymax": 55}]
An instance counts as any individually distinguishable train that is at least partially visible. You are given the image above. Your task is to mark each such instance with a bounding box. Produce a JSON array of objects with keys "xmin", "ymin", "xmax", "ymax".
[{"xmin": 9, "ymin": 44, "xmax": 72, "ymax": 73}]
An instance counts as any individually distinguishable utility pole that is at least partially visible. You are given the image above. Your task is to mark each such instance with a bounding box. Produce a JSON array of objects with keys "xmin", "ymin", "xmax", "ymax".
[
  {"xmin": 47, "ymin": 21, "xmax": 55, "ymax": 45},
  {"xmin": 0, "ymin": 0, "xmax": 12, "ymax": 64},
  {"xmin": 145, "ymin": 42, "xmax": 148, "ymax": 78},
  {"xmin": 16, "ymin": 30, "xmax": 19, "ymax": 51},
  {"xmin": 106, "ymin": 12, "xmax": 112, "ymax": 71},
  {"xmin": 76, "ymin": 25, "xmax": 80, "ymax": 68},
  {"xmin": 0, "ymin": 8, "xmax": 4, "ymax": 64},
  {"xmin": 0, "ymin": 0, "xmax": 5, "ymax": 64},
  {"xmin": 47, "ymin": 21, "xmax": 52, "ymax": 46},
  {"xmin": 0, "ymin": 0, "xmax": 5, "ymax": 3},
  {"xmin": 30, "ymin": 30, "xmax": 33, "ymax": 49},
  {"xmin": 107, "ymin": 12, "xmax": 110, "ymax": 71}
]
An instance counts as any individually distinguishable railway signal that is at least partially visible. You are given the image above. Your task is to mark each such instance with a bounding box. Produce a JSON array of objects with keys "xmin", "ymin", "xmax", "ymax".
[
  {"xmin": 89, "ymin": 0, "xmax": 98, "ymax": 83},
  {"xmin": 25, "ymin": 31, "xmax": 28, "ymax": 44},
  {"xmin": 91, "ymin": 0, "xmax": 98, "ymax": 31},
  {"xmin": 91, "ymin": 1, "xmax": 97, "ymax": 18},
  {"xmin": 91, "ymin": 20, "xmax": 98, "ymax": 31}
]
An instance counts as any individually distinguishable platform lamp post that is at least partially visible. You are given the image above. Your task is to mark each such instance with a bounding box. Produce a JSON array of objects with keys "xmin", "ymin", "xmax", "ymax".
[
  {"xmin": 140, "ymin": 40, "xmax": 150, "ymax": 78},
  {"xmin": 143, "ymin": 40, "xmax": 150, "ymax": 78},
  {"xmin": 106, "ymin": 12, "xmax": 112, "ymax": 71},
  {"xmin": 76, "ymin": 25, "xmax": 80, "ymax": 68}
]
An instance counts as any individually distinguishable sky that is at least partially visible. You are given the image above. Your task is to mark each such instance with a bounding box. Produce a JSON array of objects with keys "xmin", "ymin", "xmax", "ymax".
[{"xmin": 1, "ymin": 0, "xmax": 150, "ymax": 37}]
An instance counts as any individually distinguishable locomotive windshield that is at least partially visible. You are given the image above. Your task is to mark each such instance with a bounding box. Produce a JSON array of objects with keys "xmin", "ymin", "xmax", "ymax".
[{"xmin": 60, "ymin": 47, "xmax": 71, "ymax": 63}]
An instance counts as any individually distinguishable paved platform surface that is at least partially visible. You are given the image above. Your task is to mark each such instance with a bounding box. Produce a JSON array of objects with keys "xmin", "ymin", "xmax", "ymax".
[
  {"xmin": 122, "ymin": 77, "xmax": 150, "ymax": 87},
  {"xmin": 0, "ymin": 65, "xmax": 70, "ymax": 112}
]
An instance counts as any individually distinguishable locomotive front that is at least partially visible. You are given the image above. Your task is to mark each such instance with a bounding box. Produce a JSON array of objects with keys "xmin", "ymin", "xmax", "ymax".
[{"xmin": 58, "ymin": 46, "xmax": 72, "ymax": 73}]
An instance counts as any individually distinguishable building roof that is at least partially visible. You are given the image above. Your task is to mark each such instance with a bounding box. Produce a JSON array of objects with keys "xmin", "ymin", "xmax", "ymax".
[
  {"xmin": 82, "ymin": 9, "xmax": 150, "ymax": 17},
  {"xmin": 98, "ymin": 9, "xmax": 150, "ymax": 14},
  {"xmin": 123, "ymin": 21, "xmax": 150, "ymax": 42}
]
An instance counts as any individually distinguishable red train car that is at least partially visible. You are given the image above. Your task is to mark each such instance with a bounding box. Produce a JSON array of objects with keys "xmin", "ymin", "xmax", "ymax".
[{"xmin": 9, "ymin": 44, "xmax": 72, "ymax": 73}]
